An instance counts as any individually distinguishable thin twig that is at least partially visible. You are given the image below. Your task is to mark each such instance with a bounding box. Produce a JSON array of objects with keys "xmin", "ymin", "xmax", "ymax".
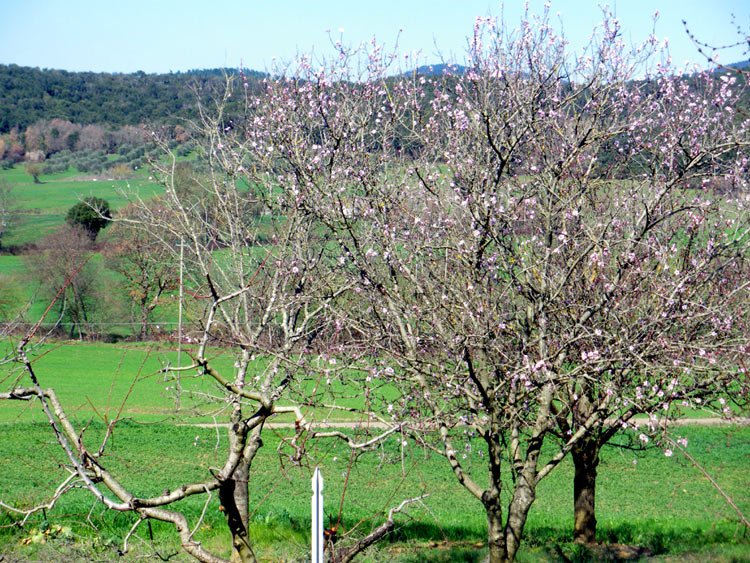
[
  {"xmin": 122, "ymin": 516, "xmax": 145, "ymax": 554},
  {"xmin": 0, "ymin": 473, "xmax": 77, "ymax": 526},
  {"xmin": 189, "ymin": 487, "xmax": 213, "ymax": 541}
]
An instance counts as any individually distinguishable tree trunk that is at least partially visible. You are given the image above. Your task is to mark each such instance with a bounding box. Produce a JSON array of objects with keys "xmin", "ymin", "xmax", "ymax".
[
  {"xmin": 482, "ymin": 480, "xmax": 537, "ymax": 563},
  {"xmin": 572, "ymin": 437, "xmax": 600, "ymax": 544},
  {"xmin": 217, "ymin": 452, "xmax": 255, "ymax": 563},
  {"xmin": 483, "ymin": 415, "xmax": 511, "ymax": 563},
  {"xmin": 221, "ymin": 403, "xmax": 256, "ymax": 563},
  {"xmin": 139, "ymin": 304, "xmax": 149, "ymax": 340},
  {"xmin": 503, "ymin": 475, "xmax": 536, "ymax": 561},
  {"xmin": 233, "ymin": 455, "xmax": 250, "ymax": 534},
  {"xmin": 484, "ymin": 491, "xmax": 507, "ymax": 563}
]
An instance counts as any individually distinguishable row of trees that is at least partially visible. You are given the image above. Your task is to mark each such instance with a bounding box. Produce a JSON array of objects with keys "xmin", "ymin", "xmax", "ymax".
[
  {"xmin": 0, "ymin": 119, "xmax": 191, "ymax": 170},
  {"xmin": 2, "ymin": 9, "xmax": 750, "ymax": 563}
]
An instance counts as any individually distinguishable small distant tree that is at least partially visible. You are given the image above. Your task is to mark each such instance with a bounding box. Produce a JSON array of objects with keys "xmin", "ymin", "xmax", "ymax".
[
  {"xmin": 23, "ymin": 123, "xmax": 46, "ymax": 153},
  {"xmin": 27, "ymin": 225, "xmax": 101, "ymax": 338},
  {"xmin": 75, "ymin": 124, "xmax": 108, "ymax": 152},
  {"xmin": 104, "ymin": 202, "xmax": 178, "ymax": 340},
  {"xmin": 46, "ymin": 118, "xmax": 82, "ymax": 154},
  {"xmin": 110, "ymin": 163, "xmax": 133, "ymax": 180},
  {"xmin": 24, "ymin": 162, "xmax": 43, "ymax": 184},
  {"xmin": 5, "ymin": 128, "xmax": 25, "ymax": 165},
  {"xmin": 0, "ymin": 178, "xmax": 14, "ymax": 249},
  {"xmin": 66, "ymin": 196, "xmax": 112, "ymax": 240}
]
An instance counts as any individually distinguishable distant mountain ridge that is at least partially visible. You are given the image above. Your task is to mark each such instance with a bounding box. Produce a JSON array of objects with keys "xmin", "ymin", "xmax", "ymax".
[
  {"xmin": 1, "ymin": 62, "xmax": 471, "ymax": 133},
  {"xmin": 411, "ymin": 63, "xmax": 468, "ymax": 76},
  {"xmin": 725, "ymin": 59, "xmax": 750, "ymax": 70}
]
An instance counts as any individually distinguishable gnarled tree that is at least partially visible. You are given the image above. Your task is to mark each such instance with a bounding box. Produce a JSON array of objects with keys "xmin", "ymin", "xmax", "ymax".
[
  {"xmin": 1, "ymin": 81, "xmax": 408, "ymax": 562},
  {"xmin": 103, "ymin": 202, "xmax": 178, "ymax": 340}
]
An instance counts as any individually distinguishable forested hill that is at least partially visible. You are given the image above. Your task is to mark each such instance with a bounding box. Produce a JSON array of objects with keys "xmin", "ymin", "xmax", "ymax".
[
  {"xmin": 2, "ymin": 61, "xmax": 748, "ymax": 135},
  {"xmin": 0, "ymin": 65, "xmax": 267, "ymax": 133}
]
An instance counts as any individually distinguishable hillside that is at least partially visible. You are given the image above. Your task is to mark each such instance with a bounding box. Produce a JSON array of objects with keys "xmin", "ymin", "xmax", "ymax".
[
  {"xmin": 4, "ymin": 60, "xmax": 749, "ymax": 136},
  {"xmin": 0, "ymin": 65, "xmax": 267, "ymax": 133}
]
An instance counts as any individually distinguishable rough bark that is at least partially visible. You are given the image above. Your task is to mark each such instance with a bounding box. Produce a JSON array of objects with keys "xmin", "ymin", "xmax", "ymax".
[
  {"xmin": 483, "ymin": 479, "xmax": 537, "ymax": 563},
  {"xmin": 572, "ymin": 436, "xmax": 600, "ymax": 544},
  {"xmin": 502, "ymin": 388, "xmax": 551, "ymax": 562},
  {"xmin": 485, "ymin": 491, "xmax": 507, "ymax": 563},
  {"xmin": 220, "ymin": 403, "xmax": 256, "ymax": 563},
  {"xmin": 484, "ymin": 418, "xmax": 508, "ymax": 563},
  {"xmin": 218, "ymin": 468, "xmax": 255, "ymax": 563},
  {"xmin": 504, "ymin": 468, "xmax": 537, "ymax": 561}
]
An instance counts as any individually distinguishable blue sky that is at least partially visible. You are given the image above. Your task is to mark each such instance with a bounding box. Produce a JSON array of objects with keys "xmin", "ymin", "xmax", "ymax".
[{"xmin": 0, "ymin": 1, "xmax": 747, "ymax": 74}]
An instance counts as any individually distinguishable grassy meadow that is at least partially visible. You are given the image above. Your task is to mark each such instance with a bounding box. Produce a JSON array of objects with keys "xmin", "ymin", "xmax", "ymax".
[
  {"xmin": 1, "ymin": 164, "xmax": 162, "ymax": 248},
  {"xmin": 1, "ymin": 166, "xmax": 749, "ymax": 560},
  {"xmin": 0, "ymin": 341, "xmax": 401, "ymax": 425},
  {"xmin": 0, "ymin": 418, "xmax": 747, "ymax": 561},
  {"xmin": 0, "ymin": 342, "xmax": 748, "ymax": 561},
  {"xmin": 0, "ymin": 163, "xmax": 176, "ymax": 335}
]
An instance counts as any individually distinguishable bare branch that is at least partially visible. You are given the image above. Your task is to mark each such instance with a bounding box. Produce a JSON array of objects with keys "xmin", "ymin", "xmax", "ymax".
[{"xmin": 332, "ymin": 494, "xmax": 429, "ymax": 563}]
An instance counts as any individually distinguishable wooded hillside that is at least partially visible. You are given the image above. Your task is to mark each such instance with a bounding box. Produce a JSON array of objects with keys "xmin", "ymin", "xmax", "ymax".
[{"xmin": 0, "ymin": 65, "xmax": 266, "ymax": 133}]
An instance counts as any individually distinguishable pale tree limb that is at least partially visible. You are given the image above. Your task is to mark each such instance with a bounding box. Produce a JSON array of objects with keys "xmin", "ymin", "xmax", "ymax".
[
  {"xmin": 0, "ymin": 386, "xmax": 232, "ymax": 563},
  {"xmin": 189, "ymin": 487, "xmax": 214, "ymax": 542},
  {"xmin": 310, "ymin": 423, "xmax": 403, "ymax": 450},
  {"xmin": 122, "ymin": 516, "xmax": 146, "ymax": 555},
  {"xmin": 0, "ymin": 473, "xmax": 78, "ymax": 526},
  {"xmin": 8, "ymin": 365, "xmax": 132, "ymax": 513},
  {"xmin": 166, "ymin": 358, "xmax": 311, "ymax": 431},
  {"xmin": 331, "ymin": 494, "xmax": 429, "ymax": 563}
]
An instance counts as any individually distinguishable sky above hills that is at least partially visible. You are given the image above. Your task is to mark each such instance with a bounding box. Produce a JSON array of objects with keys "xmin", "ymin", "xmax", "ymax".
[{"xmin": 1, "ymin": 0, "xmax": 748, "ymax": 74}]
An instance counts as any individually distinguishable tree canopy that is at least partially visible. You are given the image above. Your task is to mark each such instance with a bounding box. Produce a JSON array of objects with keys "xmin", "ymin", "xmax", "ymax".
[{"xmin": 65, "ymin": 196, "xmax": 112, "ymax": 240}]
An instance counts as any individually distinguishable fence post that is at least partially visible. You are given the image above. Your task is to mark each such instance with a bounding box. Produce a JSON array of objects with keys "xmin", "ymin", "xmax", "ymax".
[{"xmin": 311, "ymin": 467, "xmax": 324, "ymax": 562}]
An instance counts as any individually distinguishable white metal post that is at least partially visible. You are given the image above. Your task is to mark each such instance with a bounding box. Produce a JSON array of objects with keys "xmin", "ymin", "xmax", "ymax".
[
  {"xmin": 175, "ymin": 237, "xmax": 184, "ymax": 411},
  {"xmin": 311, "ymin": 467, "xmax": 324, "ymax": 563}
]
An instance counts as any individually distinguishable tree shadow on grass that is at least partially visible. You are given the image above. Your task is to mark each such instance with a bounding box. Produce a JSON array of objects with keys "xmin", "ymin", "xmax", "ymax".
[
  {"xmin": 395, "ymin": 545, "xmax": 487, "ymax": 563},
  {"xmin": 522, "ymin": 521, "xmax": 749, "ymax": 562},
  {"xmin": 598, "ymin": 521, "xmax": 746, "ymax": 555},
  {"xmin": 385, "ymin": 520, "xmax": 480, "ymax": 543}
]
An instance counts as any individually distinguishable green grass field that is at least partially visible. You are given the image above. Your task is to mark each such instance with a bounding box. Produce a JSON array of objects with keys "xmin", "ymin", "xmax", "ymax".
[
  {"xmin": 0, "ymin": 422, "xmax": 747, "ymax": 561},
  {"xmin": 0, "ymin": 164, "xmax": 170, "ymax": 334},
  {"xmin": 0, "ymin": 342, "xmax": 748, "ymax": 561},
  {"xmin": 1, "ymin": 165, "xmax": 749, "ymax": 560},
  {"xmin": 0, "ymin": 342, "xmax": 399, "ymax": 425},
  {"xmin": 1, "ymin": 165, "xmax": 163, "ymax": 247},
  {"xmin": 0, "ymin": 163, "xmax": 273, "ymax": 337}
]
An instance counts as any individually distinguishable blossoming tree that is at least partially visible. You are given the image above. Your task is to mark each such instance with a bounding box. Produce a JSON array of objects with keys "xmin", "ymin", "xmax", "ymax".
[
  {"xmin": 2, "ymin": 8, "xmax": 749, "ymax": 563},
  {"xmin": 258, "ymin": 9, "xmax": 750, "ymax": 561}
]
